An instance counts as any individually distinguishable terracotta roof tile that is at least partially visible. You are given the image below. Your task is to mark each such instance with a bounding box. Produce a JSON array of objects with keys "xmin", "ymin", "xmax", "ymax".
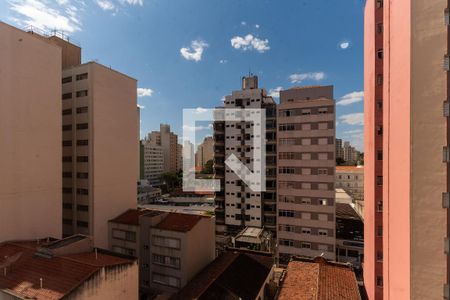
[
  {"xmin": 108, "ymin": 209, "xmax": 150, "ymax": 226},
  {"xmin": 0, "ymin": 242, "xmax": 133, "ymax": 300},
  {"xmin": 278, "ymin": 257, "xmax": 360, "ymax": 300},
  {"xmin": 155, "ymin": 213, "xmax": 203, "ymax": 232}
]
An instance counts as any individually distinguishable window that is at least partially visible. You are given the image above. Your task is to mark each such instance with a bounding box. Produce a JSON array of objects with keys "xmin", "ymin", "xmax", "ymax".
[
  {"xmin": 77, "ymin": 139, "xmax": 89, "ymax": 146},
  {"xmin": 318, "ymin": 229, "xmax": 328, "ymax": 236},
  {"xmin": 77, "ymin": 188, "xmax": 89, "ymax": 195},
  {"xmin": 377, "ymin": 200, "xmax": 383, "ymax": 212},
  {"xmin": 62, "ymin": 172, "xmax": 72, "ymax": 178},
  {"xmin": 152, "ymin": 254, "xmax": 180, "ymax": 268},
  {"xmin": 348, "ymin": 250, "xmax": 359, "ymax": 258},
  {"xmin": 62, "ymin": 93, "xmax": 72, "ymax": 100},
  {"xmin": 152, "ymin": 273, "xmax": 180, "ymax": 288},
  {"xmin": 301, "ymin": 242, "xmax": 311, "ymax": 249},
  {"xmin": 377, "ymin": 151, "xmax": 383, "ymax": 160},
  {"xmin": 377, "ymin": 226, "xmax": 383, "ymax": 237},
  {"xmin": 376, "ymin": 176, "xmax": 383, "ymax": 186},
  {"xmin": 62, "ymin": 140, "xmax": 72, "ymax": 147},
  {"xmin": 77, "ymin": 220, "xmax": 88, "ymax": 228},
  {"xmin": 318, "ymin": 153, "xmax": 328, "ymax": 160},
  {"xmin": 376, "ymin": 0, "xmax": 383, "ymax": 9},
  {"xmin": 318, "ymin": 168, "xmax": 328, "ymax": 175},
  {"xmin": 377, "ymin": 100, "xmax": 383, "ymax": 109},
  {"xmin": 318, "ymin": 214, "xmax": 328, "ymax": 221},
  {"xmin": 302, "ymin": 212, "xmax": 311, "ymax": 220},
  {"xmin": 62, "ymin": 125, "xmax": 72, "ymax": 131},
  {"xmin": 77, "ymin": 205, "xmax": 89, "ymax": 212},
  {"xmin": 377, "ymin": 251, "xmax": 383, "ymax": 262},
  {"xmin": 112, "ymin": 229, "xmax": 136, "ymax": 242},
  {"xmin": 301, "ymin": 198, "xmax": 311, "ymax": 204},
  {"xmin": 76, "ymin": 73, "xmax": 88, "ymax": 80},
  {"xmin": 76, "ymin": 90, "xmax": 88, "ymax": 97},
  {"xmin": 76, "ymin": 106, "xmax": 88, "ymax": 114},
  {"xmin": 377, "ymin": 125, "xmax": 383, "ymax": 135},
  {"xmin": 302, "ymin": 138, "xmax": 311, "ymax": 145},
  {"xmin": 62, "ymin": 76, "xmax": 72, "ymax": 84},
  {"xmin": 62, "ymin": 187, "xmax": 72, "ymax": 194},
  {"xmin": 377, "ymin": 49, "xmax": 383, "ymax": 59},
  {"xmin": 77, "ymin": 172, "xmax": 89, "ymax": 179},
  {"xmin": 302, "ymin": 123, "xmax": 311, "ymax": 130},
  {"xmin": 302, "ymin": 109, "xmax": 311, "ymax": 115},
  {"xmin": 377, "ymin": 74, "xmax": 383, "ymax": 85},
  {"xmin": 280, "ymin": 239, "xmax": 294, "ymax": 247},
  {"xmin": 377, "ymin": 276, "xmax": 383, "ymax": 287},
  {"xmin": 152, "ymin": 235, "xmax": 181, "ymax": 249},
  {"xmin": 76, "ymin": 123, "xmax": 88, "ymax": 130},
  {"xmin": 63, "ymin": 218, "xmax": 72, "ymax": 225},
  {"xmin": 63, "ymin": 203, "xmax": 72, "ymax": 209},
  {"xmin": 302, "ymin": 168, "xmax": 311, "ymax": 175},
  {"xmin": 62, "ymin": 156, "xmax": 72, "ymax": 162},
  {"xmin": 302, "ymin": 228, "xmax": 311, "ymax": 235},
  {"xmin": 319, "ymin": 199, "xmax": 327, "ymax": 205},
  {"xmin": 302, "ymin": 153, "xmax": 311, "ymax": 160},
  {"xmin": 318, "ymin": 183, "xmax": 329, "ymax": 190},
  {"xmin": 377, "ymin": 23, "xmax": 383, "ymax": 34},
  {"xmin": 318, "ymin": 107, "xmax": 328, "ymax": 114},
  {"xmin": 62, "ymin": 109, "xmax": 72, "ymax": 115},
  {"xmin": 318, "ymin": 138, "xmax": 328, "ymax": 145},
  {"xmin": 112, "ymin": 245, "xmax": 135, "ymax": 256},
  {"xmin": 76, "ymin": 156, "xmax": 88, "ymax": 163}
]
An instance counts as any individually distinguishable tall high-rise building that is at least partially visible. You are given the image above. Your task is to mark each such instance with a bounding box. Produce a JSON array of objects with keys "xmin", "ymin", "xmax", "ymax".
[
  {"xmin": 336, "ymin": 138, "xmax": 344, "ymax": 161},
  {"xmin": 277, "ymin": 86, "xmax": 336, "ymax": 262},
  {"xmin": 214, "ymin": 76, "xmax": 277, "ymax": 238},
  {"xmin": 0, "ymin": 22, "xmax": 62, "ymax": 241},
  {"xmin": 143, "ymin": 141, "xmax": 164, "ymax": 185},
  {"xmin": 195, "ymin": 136, "xmax": 214, "ymax": 168},
  {"xmin": 365, "ymin": 1, "xmax": 447, "ymax": 299},
  {"xmin": 148, "ymin": 124, "xmax": 179, "ymax": 173},
  {"xmin": 177, "ymin": 143, "xmax": 183, "ymax": 172},
  {"xmin": 61, "ymin": 61, "xmax": 138, "ymax": 248}
]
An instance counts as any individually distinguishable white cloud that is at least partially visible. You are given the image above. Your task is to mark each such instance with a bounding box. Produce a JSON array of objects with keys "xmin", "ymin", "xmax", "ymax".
[
  {"xmin": 268, "ymin": 87, "xmax": 283, "ymax": 98},
  {"xmin": 241, "ymin": 21, "xmax": 246, "ymax": 26},
  {"xmin": 255, "ymin": 24, "xmax": 260, "ymax": 29},
  {"xmin": 230, "ymin": 34, "xmax": 270, "ymax": 53},
  {"xmin": 9, "ymin": 0, "xmax": 82, "ymax": 33},
  {"xmin": 180, "ymin": 40, "xmax": 208, "ymax": 62},
  {"xmin": 219, "ymin": 59, "xmax": 228, "ymax": 64},
  {"xmin": 343, "ymin": 129, "xmax": 363, "ymax": 135},
  {"xmin": 137, "ymin": 88, "xmax": 154, "ymax": 97},
  {"xmin": 340, "ymin": 41, "xmax": 350, "ymax": 49},
  {"xmin": 121, "ymin": 0, "xmax": 143, "ymax": 5},
  {"xmin": 339, "ymin": 113, "xmax": 364, "ymax": 126},
  {"xmin": 97, "ymin": 0, "xmax": 115, "ymax": 10},
  {"xmin": 337, "ymin": 91, "xmax": 364, "ymax": 106},
  {"xmin": 194, "ymin": 107, "xmax": 208, "ymax": 114},
  {"xmin": 289, "ymin": 72, "xmax": 325, "ymax": 83}
]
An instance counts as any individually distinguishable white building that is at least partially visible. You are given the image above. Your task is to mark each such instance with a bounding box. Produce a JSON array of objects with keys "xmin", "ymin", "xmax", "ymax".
[
  {"xmin": 143, "ymin": 141, "xmax": 164, "ymax": 186},
  {"xmin": 335, "ymin": 166, "xmax": 364, "ymax": 201}
]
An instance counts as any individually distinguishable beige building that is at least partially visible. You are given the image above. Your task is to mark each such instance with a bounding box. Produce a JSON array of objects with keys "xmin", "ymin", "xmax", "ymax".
[
  {"xmin": 109, "ymin": 209, "xmax": 215, "ymax": 297},
  {"xmin": 0, "ymin": 22, "xmax": 62, "ymax": 242},
  {"xmin": 277, "ymin": 86, "xmax": 336, "ymax": 261},
  {"xmin": 335, "ymin": 166, "xmax": 364, "ymax": 201},
  {"xmin": 60, "ymin": 60, "xmax": 138, "ymax": 249},
  {"xmin": 0, "ymin": 235, "xmax": 138, "ymax": 300},
  {"xmin": 214, "ymin": 75, "xmax": 278, "ymax": 238},
  {"xmin": 143, "ymin": 141, "xmax": 164, "ymax": 185},
  {"xmin": 148, "ymin": 124, "xmax": 179, "ymax": 173},
  {"xmin": 195, "ymin": 136, "xmax": 214, "ymax": 168}
]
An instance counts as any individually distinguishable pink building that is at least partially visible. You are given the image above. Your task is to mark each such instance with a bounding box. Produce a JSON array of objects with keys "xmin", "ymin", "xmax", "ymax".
[{"xmin": 364, "ymin": 0, "xmax": 448, "ymax": 299}]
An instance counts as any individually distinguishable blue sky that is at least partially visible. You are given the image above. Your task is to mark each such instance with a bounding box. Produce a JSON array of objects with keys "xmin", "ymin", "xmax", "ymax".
[{"xmin": 1, "ymin": 0, "xmax": 365, "ymax": 150}]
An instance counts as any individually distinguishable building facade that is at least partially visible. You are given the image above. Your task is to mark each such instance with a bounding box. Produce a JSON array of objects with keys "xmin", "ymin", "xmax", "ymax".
[
  {"xmin": 195, "ymin": 136, "xmax": 214, "ymax": 168},
  {"xmin": 365, "ymin": 0, "xmax": 448, "ymax": 299},
  {"xmin": 143, "ymin": 141, "xmax": 164, "ymax": 186},
  {"xmin": 0, "ymin": 22, "xmax": 63, "ymax": 242},
  {"xmin": 336, "ymin": 166, "xmax": 364, "ymax": 201},
  {"xmin": 277, "ymin": 86, "xmax": 336, "ymax": 262},
  {"xmin": 61, "ymin": 60, "xmax": 138, "ymax": 248},
  {"xmin": 214, "ymin": 75, "xmax": 277, "ymax": 240},
  {"xmin": 148, "ymin": 124, "xmax": 179, "ymax": 173},
  {"xmin": 336, "ymin": 138, "xmax": 344, "ymax": 161}
]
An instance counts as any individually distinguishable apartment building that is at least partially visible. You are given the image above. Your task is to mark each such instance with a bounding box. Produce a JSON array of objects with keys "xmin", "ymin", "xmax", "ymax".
[
  {"xmin": 195, "ymin": 136, "xmax": 214, "ymax": 168},
  {"xmin": 0, "ymin": 22, "xmax": 62, "ymax": 242},
  {"xmin": 148, "ymin": 124, "xmax": 179, "ymax": 173},
  {"xmin": 60, "ymin": 59, "xmax": 138, "ymax": 248},
  {"xmin": 109, "ymin": 209, "xmax": 215, "ymax": 297},
  {"xmin": 177, "ymin": 143, "xmax": 183, "ymax": 172},
  {"xmin": 336, "ymin": 138, "xmax": 344, "ymax": 161},
  {"xmin": 336, "ymin": 166, "xmax": 364, "ymax": 201},
  {"xmin": 214, "ymin": 75, "xmax": 277, "ymax": 238},
  {"xmin": 277, "ymin": 86, "xmax": 336, "ymax": 262},
  {"xmin": 365, "ymin": 0, "xmax": 448, "ymax": 299},
  {"xmin": 143, "ymin": 140, "xmax": 164, "ymax": 185}
]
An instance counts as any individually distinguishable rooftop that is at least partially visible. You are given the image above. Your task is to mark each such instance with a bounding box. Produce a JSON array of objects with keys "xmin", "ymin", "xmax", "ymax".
[
  {"xmin": 336, "ymin": 165, "xmax": 364, "ymax": 172},
  {"xmin": 155, "ymin": 212, "xmax": 203, "ymax": 232},
  {"xmin": 278, "ymin": 257, "xmax": 360, "ymax": 300},
  {"xmin": 108, "ymin": 208, "xmax": 155, "ymax": 226},
  {"xmin": 336, "ymin": 203, "xmax": 362, "ymax": 220},
  {"xmin": 0, "ymin": 239, "xmax": 134, "ymax": 300},
  {"xmin": 172, "ymin": 250, "xmax": 274, "ymax": 300}
]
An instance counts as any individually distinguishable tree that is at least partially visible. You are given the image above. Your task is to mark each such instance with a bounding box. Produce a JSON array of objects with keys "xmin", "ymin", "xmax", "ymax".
[
  {"xmin": 159, "ymin": 172, "xmax": 179, "ymax": 192},
  {"xmin": 201, "ymin": 159, "xmax": 214, "ymax": 174}
]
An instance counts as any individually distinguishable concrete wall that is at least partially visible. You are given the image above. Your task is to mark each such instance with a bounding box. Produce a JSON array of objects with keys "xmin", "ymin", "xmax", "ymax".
[
  {"xmin": 0, "ymin": 22, "xmax": 62, "ymax": 242},
  {"xmin": 91, "ymin": 63, "xmax": 138, "ymax": 249}
]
